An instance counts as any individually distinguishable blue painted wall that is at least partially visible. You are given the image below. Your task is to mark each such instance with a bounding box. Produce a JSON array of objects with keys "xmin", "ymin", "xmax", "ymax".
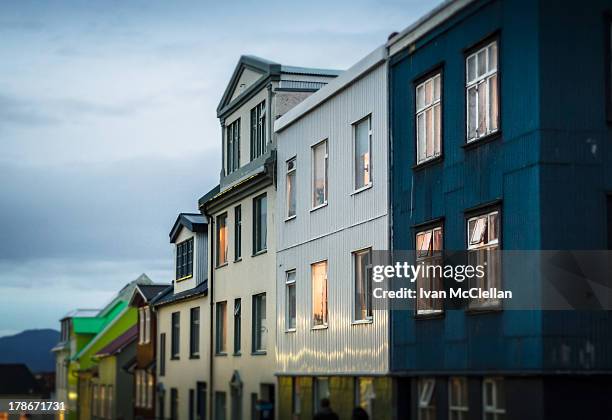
[{"xmin": 389, "ymin": 0, "xmax": 612, "ymax": 374}]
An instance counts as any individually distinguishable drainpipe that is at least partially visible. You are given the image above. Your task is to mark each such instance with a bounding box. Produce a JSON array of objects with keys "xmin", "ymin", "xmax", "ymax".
[{"xmin": 207, "ymin": 213, "xmax": 215, "ymax": 420}]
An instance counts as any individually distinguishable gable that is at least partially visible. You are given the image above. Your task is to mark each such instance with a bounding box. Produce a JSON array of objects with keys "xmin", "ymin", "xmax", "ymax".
[{"xmin": 229, "ymin": 67, "xmax": 265, "ymax": 102}]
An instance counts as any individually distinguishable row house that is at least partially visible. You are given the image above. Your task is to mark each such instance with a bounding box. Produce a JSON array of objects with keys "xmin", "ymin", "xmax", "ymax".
[
  {"xmin": 388, "ymin": 0, "xmax": 612, "ymax": 418},
  {"xmin": 151, "ymin": 213, "xmax": 209, "ymax": 420},
  {"xmin": 273, "ymin": 47, "xmax": 391, "ymax": 419},
  {"xmin": 199, "ymin": 56, "xmax": 340, "ymax": 420}
]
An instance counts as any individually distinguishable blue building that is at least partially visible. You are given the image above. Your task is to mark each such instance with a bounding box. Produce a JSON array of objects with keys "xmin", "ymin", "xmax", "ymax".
[{"xmin": 388, "ymin": 0, "xmax": 612, "ymax": 418}]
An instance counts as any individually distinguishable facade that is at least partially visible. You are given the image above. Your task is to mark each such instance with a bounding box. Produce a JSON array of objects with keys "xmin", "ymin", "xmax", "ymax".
[
  {"xmin": 91, "ymin": 326, "xmax": 138, "ymax": 420},
  {"xmin": 128, "ymin": 284, "xmax": 169, "ymax": 420},
  {"xmin": 273, "ymin": 47, "xmax": 391, "ymax": 420},
  {"xmin": 388, "ymin": 0, "xmax": 612, "ymax": 418},
  {"xmin": 200, "ymin": 56, "xmax": 340, "ymax": 420},
  {"xmin": 152, "ymin": 213, "xmax": 209, "ymax": 420}
]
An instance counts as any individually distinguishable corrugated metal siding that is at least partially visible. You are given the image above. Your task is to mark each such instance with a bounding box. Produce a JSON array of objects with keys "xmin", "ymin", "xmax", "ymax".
[
  {"xmin": 195, "ymin": 231, "xmax": 207, "ymax": 286},
  {"xmin": 275, "ymin": 63, "xmax": 389, "ymax": 375}
]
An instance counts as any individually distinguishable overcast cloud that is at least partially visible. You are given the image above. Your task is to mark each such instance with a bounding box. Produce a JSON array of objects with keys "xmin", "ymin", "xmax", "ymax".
[{"xmin": 0, "ymin": 0, "xmax": 436, "ymax": 338}]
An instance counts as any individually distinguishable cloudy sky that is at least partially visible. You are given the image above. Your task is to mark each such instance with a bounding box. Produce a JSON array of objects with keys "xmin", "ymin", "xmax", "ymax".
[{"xmin": 0, "ymin": 0, "xmax": 436, "ymax": 337}]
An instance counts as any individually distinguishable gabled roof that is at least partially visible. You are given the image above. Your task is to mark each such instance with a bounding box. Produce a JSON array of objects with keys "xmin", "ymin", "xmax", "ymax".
[
  {"xmin": 217, "ymin": 55, "xmax": 341, "ymax": 118},
  {"xmin": 169, "ymin": 212, "xmax": 208, "ymax": 243},
  {"xmin": 151, "ymin": 281, "xmax": 207, "ymax": 307},
  {"xmin": 94, "ymin": 325, "xmax": 137, "ymax": 358},
  {"xmin": 0, "ymin": 364, "xmax": 41, "ymax": 395},
  {"xmin": 129, "ymin": 284, "xmax": 171, "ymax": 307}
]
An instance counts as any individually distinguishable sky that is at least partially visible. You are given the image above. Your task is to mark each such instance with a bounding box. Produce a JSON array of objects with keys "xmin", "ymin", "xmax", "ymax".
[{"xmin": 0, "ymin": 0, "xmax": 437, "ymax": 338}]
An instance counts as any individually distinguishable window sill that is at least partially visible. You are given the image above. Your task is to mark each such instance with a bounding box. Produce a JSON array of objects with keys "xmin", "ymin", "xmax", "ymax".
[
  {"xmin": 234, "ymin": 257, "xmax": 242, "ymax": 263},
  {"xmin": 415, "ymin": 310, "xmax": 445, "ymax": 320},
  {"xmin": 251, "ymin": 350, "xmax": 267, "ymax": 356},
  {"xmin": 310, "ymin": 202, "xmax": 328, "ymax": 213},
  {"xmin": 285, "ymin": 215, "xmax": 297, "ymax": 222},
  {"xmin": 189, "ymin": 354, "xmax": 200, "ymax": 360},
  {"xmin": 412, "ymin": 156, "xmax": 443, "ymax": 171},
  {"xmin": 311, "ymin": 325, "xmax": 328, "ymax": 330},
  {"xmin": 285, "ymin": 328, "xmax": 296, "ymax": 333},
  {"xmin": 215, "ymin": 263, "xmax": 228, "ymax": 270},
  {"xmin": 215, "ymin": 352, "xmax": 228, "ymax": 357},
  {"xmin": 170, "ymin": 356, "xmax": 180, "ymax": 361},
  {"xmin": 176, "ymin": 275, "xmax": 193, "ymax": 282},
  {"xmin": 466, "ymin": 304, "xmax": 503, "ymax": 315},
  {"xmin": 352, "ymin": 319, "xmax": 373, "ymax": 326},
  {"xmin": 462, "ymin": 131, "xmax": 501, "ymax": 150},
  {"xmin": 252, "ymin": 249, "xmax": 267, "ymax": 258},
  {"xmin": 351, "ymin": 184, "xmax": 373, "ymax": 196},
  {"xmin": 232, "ymin": 352, "xmax": 241, "ymax": 357}
]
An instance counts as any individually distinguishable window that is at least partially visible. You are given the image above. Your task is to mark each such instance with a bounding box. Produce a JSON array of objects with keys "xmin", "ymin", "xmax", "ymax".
[
  {"xmin": 216, "ymin": 213, "xmax": 228, "ymax": 266},
  {"xmin": 466, "ymin": 40, "xmax": 499, "ymax": 142},
  {"xmin": 449, "ymin": 377, "xmax": 468, "ymax": 420},
  {"xmin": 189, "ymin": 389, "xmax": 195, "ymax": 420},
  {"xmin": 416, "ymin": 73, "xmax": 442, "ymax": 163},
  {"xmin": 354, "ymin": 248, "xmax": 373, "ymax": 321},
  {"xmin": 233, "ymin": 299, "xmax": 241, "ymax": 354},
  {"xmin": 159, "ymin": 333, "xmax": 166, "ymax": 376},
  {"xmin": 467, "ymin": 210, "xmax": 501, "ymax": 308},
  {"xmin": 418, "ymin": 378, "xmax": 436, "ymax": 420},
  {"xmin": 139, "ymin": 308, "xmax": 145, "ymax": 344},
  {"xmin": 483, "ymin": 378, "xmax": 505, "ymax": 420},
  {"xmin": 311, "ymin": 261, "xmax": 328, "ymax": 327},
  {"xmin": 353, "ymin": 116, "xmax": 372, "ymax": 189},
  {"xmin": 216, "ymin": 301, "xmax": 227, "ymax": 354},
  {"xmin": 292, "ymin": 377, "xmax": 301, "ymax": 416},
  {"xmin": 107, "ymin": 385, "xmax": 114, "ymax": 419},
  {"xmin": 416, "ymin": 227, "xmax": 444, "ymax": 315},
  {"xmin": 135, "ymin": 370, "xmax": 142, "ymax": 408},
  {"xmin": 170, "ymin": 388, "xmax": 179, "ymax": 420},
  {"xmin": 252, "ymin": 293, "xmax": 267, "ymax": 352},
  {"xmin": 286, "ymin": 157, "xmax": 297, "ymax": 219},
  {"xmin": 355, "ymin": 377, "xmax": 375, "ymax": 417},
  {"xmin": 253, "ymin": 194, "xmax": 267, "ymax": 254},
  {"xmin": 144, "ymin": 306, "xmax": 151, "ymax": 343},
  {"xmin": 139, "ymin": 306, "xmax": 151, "ymax": 345},
  {"xmin": 215, "ymin": 391, "xmax": 227, "ymax": 420},
  {"xmin": 171, "ymin": 312, "xmax": 180, "ymax": 359},
  {"xmin": 312, "ymin": 140, "xmax": 328, "ymax": 208},
  {"xmin": 190, "ymin": 307, "xmax": 200, "ymax": 358},
  {"xmin": 147, "ymin": 372, "xmax": 154, "ymax": 409},
  {"xmin": 250, "ymin": 101, "xmax": 266, "ymax": 160},
  {"xmin": 92, "ymin": 384, "xmax": 99, "ymax": 416},
  {"xmin": 226, "ymin": 119, "xmax": 240, "ymax": 174},
  {"xmin": 176, "ymin": 238, "xmax": 194, "ymax": 280},
  {"xmin": 314, "ymin": 378, "xmax": 330, "ymax": 409},
  {"xmin": 234, "ymin": 206, "xmax": 242, "ymax": 260},
  {"xmin": 285, "ymin": 270, "xmax": 297, "ymax": 331}
]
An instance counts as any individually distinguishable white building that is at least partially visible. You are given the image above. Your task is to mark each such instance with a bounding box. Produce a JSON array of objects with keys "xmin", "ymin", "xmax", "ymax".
[
  {"xmin": 199, "ymin": 55, "xmax": 340, "ymax": 420},
  {"xmin": 273, "ymin": 46, "xmax": 391, "ymax": 419}
]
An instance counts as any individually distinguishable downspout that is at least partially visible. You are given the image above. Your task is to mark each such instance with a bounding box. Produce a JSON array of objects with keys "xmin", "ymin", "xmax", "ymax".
[{"xmin": 207, "ymin": 213, "xmax": 215, "ymax": 420}]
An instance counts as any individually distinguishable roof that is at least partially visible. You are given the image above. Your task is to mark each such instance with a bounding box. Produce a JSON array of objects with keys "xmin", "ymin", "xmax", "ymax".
[
  {"xmin": 275, "ymin": 46, "xmax": 387, "ymax": 132},
  {"xmin": 198, "ymin": 184, "xmax": 220, "ymax": 209},
  {"xmin": 386, "ymin": 0, "xmax": 476, "ymax": 57},
  {"xmin": 217, "ymin": 55, "xmax": 340, "ymax": 117},
  {"xmin": 72, "ymin": 301, "xmax": 127, "ymax": 334},
  {"xmin": 94, "ymin": 325, "xmax": 138, "ymax": 358},
  {"xmin": 169, "ymin": 212, "xmax": 208, "ymax": 243},
  {"xmin": 151, "ymin": 281, "xmax": 207, "ymax": 307},
  {"xmin": 61, "ymin": 309, "xmax": 100, "ymax": 321},
  {"xmin": 0, "ymin": 364, "xmax": 41, "ymax": 395}
]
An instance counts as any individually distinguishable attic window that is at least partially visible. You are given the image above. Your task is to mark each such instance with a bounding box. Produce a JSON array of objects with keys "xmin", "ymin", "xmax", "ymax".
[
  {"xmin": 176, "ymin": 238, "xmax": 193, "ymax": 280},
  {"xmin": 250, "ymin": 101, "xmax": 266, "ymax": 160}
]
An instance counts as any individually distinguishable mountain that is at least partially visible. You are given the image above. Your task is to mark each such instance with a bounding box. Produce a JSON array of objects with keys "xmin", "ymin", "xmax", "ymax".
[{"xmin": 0, "ymin": 329, "xmax": 60, "ymax": 373}]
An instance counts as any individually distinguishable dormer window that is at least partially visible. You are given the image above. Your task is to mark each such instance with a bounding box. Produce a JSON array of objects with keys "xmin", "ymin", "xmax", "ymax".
[
  {"xmin": 226, "ymin": 119, "xmax": 240, "ymax": 174},
  {"xmin": 176, "ymin": 238, "xmax": 194, "ymax": 280},
  {"xmin": 250, "ymin": 101, "xmax": 266, "ymax": 160}
]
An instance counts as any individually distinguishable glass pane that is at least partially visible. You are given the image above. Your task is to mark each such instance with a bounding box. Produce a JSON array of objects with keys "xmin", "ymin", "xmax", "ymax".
[
  {"xmin": 287, "ymin": 283, "xmax": 296, "ymax": 329},
  {"xmin": 312, "ymin": 262, "xmax": 328, "ymax": 326},
  {"xmin": 484, "ymin": 381, "xmax": 494, "ymax": 406},
  {"xmin": 312, "ymin": 142, "xmax": 327, "ymax": 207},
  {"xmin": 433, "ymin": 228, "xmax": 443, "ymax": 253},
  {"xmin": 417, "ymin": 113, "xmax": 426, "ymax": 162},
  {"xmin": 433, "ymin": 75, "xmax": 441, "ymax": 101},
  {"xmin": 489, "ymin": 74, "xmax": 499, "ymax": 132},
  {"xmin": 488, "ymin": 212, "xmax": 499, "ymax": 241},
  {"xmin": 434, "ymin": 104, "xmax": 441, "ymax": 156},
  {"xmin": 488, "ymin": 42, "xmax": 498, "ymax": 71},
  {"xmin": 477, "ymin": 49, "xmax": 487, "ymax": 77},
  {"xmin": 354, "ymin": 119, "xmax": 370, "ymax": 189},
  {"xmin": 425, "ymin": 108, "xmax": 433, "ymax": 158},
  {"xmin": 424, "ymin": 80, "xmax": 432, "ymax": 106},
  {"xmin": 467, "ymin": 87, "xmax": 477, "ymax": 140},
  {"xmin": 477, "ymin": 80, "xmax": 487, "ymax": 137},
  {"xmin": 416, "ymin": 85, "xmax": 425, "ymax": 110},
  {"xmin": 287, "ymin": 171, "xmax": 296, "ymax": 218},
  {"xmin": 467, "ymin": 55, "xmax": 476, "ymax": 83}
]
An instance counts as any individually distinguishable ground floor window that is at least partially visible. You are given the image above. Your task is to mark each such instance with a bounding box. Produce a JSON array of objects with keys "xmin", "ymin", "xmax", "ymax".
[
  {"xmin": 449, "ymin": 377, "xmax": 468, "ymax": 420},
  {"xmin": 355, "ymin": 377, "xmax": 375, "ymax": 416},
  {"xmin": 215, "ymin": 391, "xmax": 227, "ymax": 420},
  {"xmin": 418, "ymin": 378, "xmax": 436, "ymax": 420},
  {"xmin": 483, "ymin": 378, "xmax": 505, "ymax": 420}
]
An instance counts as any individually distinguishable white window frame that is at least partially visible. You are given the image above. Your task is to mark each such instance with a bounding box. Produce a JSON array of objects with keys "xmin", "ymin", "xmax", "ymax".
[
  {"xmin": 482, "ymin": 378, "xmax": 505, "ymax": 420},
  {"xmin": 352, "ymin": 115, "xmax": 372, "ymax": 192},
  {"xmin": 448, "ymin": 377, "xmax": 468, "ymax": 420},
  {"xmin": 415, "ymin": 226, "xmax": 444, "ymax": 316},
  {"xmin": 138, "ymin": 308, "xmax": 145, "ymax": 345},
  {"xmin": 416, "ymin": 73, "xmax": 442, "ymax": 164},
  {"xmin": 286, "ymin": 157, "xmax": 297, "ymax": 220},
  {"xmin": 285, "ymin": 269, "xmax": 297, "ymax": 332},
  {"xmin": 144, "ymin": 306, "xmax": 151, "ymax": 344},
  {"xmin": 311, "ymin": 140, "xmax": 328, "ymax": 210},
  {"xmin": 467, "ymin": 210, "xmax": 501, "ymax": 309},
  {"xmin": 311, "ymin": 260, "xmax": 328, "ymax": 329},
  {"xmin": 418, "ymin": 378, "xmax": 436, "ymax": 420},
  {"xmin": 353, "ymin": 247, "xmax": 373, "ymax": 323},
  {"xmin": 466, "ymin": 40, "xmax": 499, "ymax": 142}
]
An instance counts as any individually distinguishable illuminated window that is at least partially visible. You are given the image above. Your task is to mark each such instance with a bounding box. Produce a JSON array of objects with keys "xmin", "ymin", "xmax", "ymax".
[
  {"xmin": 311, "ymin": 261, "xmax": 328, "ymax": 327},
  {"xmin": 353, "ymin": 116, "xmax": 372, "ymax": 190},
  {"xmin": 355, "ymin": 377, "xmax": 375, "ymax": 417},
  {"xmin": 467, "ymin": 210, "xmax": 501, "ymax": 308},
  {"xmin": 216, "ymin": 213, "xmax": 228, "ymax": 266},
  {"xmin": 415, "ymin": 226, "xmax": 443, "ymax": 315},
  {"xmin": 466, "ymin": 41, "xmax": 499, "ymax": 142}
]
